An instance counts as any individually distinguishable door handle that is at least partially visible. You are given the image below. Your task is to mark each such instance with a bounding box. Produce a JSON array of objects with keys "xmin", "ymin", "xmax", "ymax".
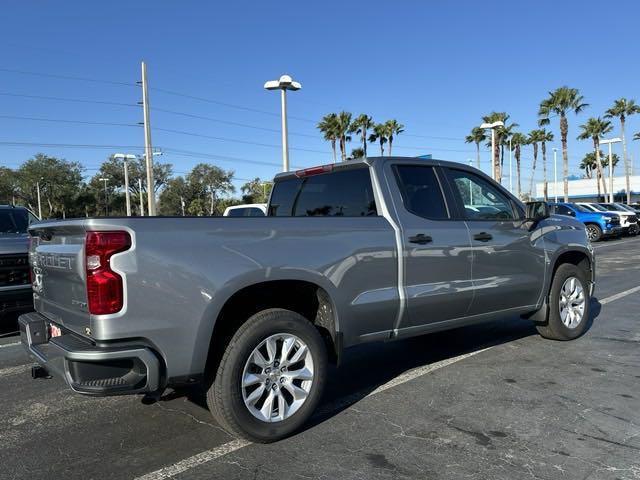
[
  {"xmin": 473, "ymin": 232, "xmax": 493, "ymax": 242},
  {"xmin": 409, "ymin": 234, "xmax": 433, "ymax": 245}
]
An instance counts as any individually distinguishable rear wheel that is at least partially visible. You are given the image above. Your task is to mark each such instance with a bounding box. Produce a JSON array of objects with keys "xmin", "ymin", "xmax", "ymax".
[
  {"xmin": 585, "ymin": 224, "xmax": 602, "ymax": 242},
  {"xmin": 536, "ymin": 263, "xmax": 590, "ymax": 341},
  {"xmin": 207, "ymin": 308, "xmax": 328, "ymax": 443}
]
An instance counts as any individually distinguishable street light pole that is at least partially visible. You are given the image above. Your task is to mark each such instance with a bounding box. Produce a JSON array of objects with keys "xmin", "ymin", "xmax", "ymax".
[
  {"xmin": 100, "ymin": 178, "xmax": 109, "ymax": 216},
  {"xmin": 600, "ymin": 137, "xmax": 622, "ymax": 203},
  {"xmin": 553, "ymin": 148, "xmax": 558, "ymax": 203},
  {"xmin": 36, "ymin": 180, "xmax": 42, "ymax": 219},
  {"xmin": 138, "ymin": 178, "xmax": 145, "ymax": 217},
  {"xmin": 509, "ymin": 137, "xmax": 513, "ymax": 193},
  {"xmin": 480, "ymin": 121, "xmax": 504, "ymax": 181},
  {"xmin": 114, "ymin": 153, "xmax": 137, "ymax": 216},
  {"xmin": 264, "ymin": 75, "xmax": 302, "ymax": 172}
]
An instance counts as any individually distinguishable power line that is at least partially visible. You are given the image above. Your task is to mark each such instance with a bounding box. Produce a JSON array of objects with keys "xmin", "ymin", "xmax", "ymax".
[
  {"xmin": 150, "ymin": 87, "xmax": 316, "ymax": 123},
  {"xmin": 152, "ymin": 107, "xmax": 317, "ymax": 138},
  {"xmin": 0, "ymin": 67, "xmax": 136, "ymax": 87},
  {"xmin": 0, "ymin": 92, "xmax": 138, "ymax": 108},
  {"xmin": 0, "ymin": 114, "xmax": 140, "ymax": 128},
  {"xmin": 154, "ymin": 127, "xmax": 327, "ymax": 154},
  {"xmin": 0, "ymin": 141, "xmax": 143, "ymax": 150}
]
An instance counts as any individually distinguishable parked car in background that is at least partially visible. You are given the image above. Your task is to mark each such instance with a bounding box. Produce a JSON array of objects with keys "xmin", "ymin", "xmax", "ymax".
[
  {"xmin": 549, "ymin": 202, "xmax": 622, "ymax": 242},
  {"xmin": 576, "ymin": 202, "xmax": 638, "ymax": 236},
  {"xmin": 223, "ymin": 203, "xmax": 267, "ymax": 217},
  {"xmin": 0, "ymin": 205, "xmax": 39, "ymax": 324},
  {"xmin": 598, "ymin": 203, "xmax": 639, "ymax": 234},
  {"xmin": 617, "ymin": 203, "xmax": 640, "ymax": 214},
  {"xmin": 21, "ymin": 157, "xmax": 595, "ymax": 443}
]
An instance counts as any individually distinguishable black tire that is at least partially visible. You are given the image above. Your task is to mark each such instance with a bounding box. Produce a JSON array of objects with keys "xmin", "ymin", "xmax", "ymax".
[
  {"xmin": 585, "ymin": 224, "xmax": 602, "ymax": 242},
  {"xmin": 206, "ymin": 308, "xmax": 328, "ymax": 443},
  {"xmin": 536, "ymin": 263, "xmax": 590, "ymax": 341}
]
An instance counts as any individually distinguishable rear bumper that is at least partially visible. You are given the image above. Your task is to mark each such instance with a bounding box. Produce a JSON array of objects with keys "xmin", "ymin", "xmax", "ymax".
[{"xmin": 19, "ymin": 311, "xmax": 161, "ymax": 396}]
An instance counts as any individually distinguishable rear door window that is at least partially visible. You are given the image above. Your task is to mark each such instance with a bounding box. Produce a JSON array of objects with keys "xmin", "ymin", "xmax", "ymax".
[
  {"xmin": 269, "ymin": 168, "xmax": 377, "ymax": 217},
  {"xmin": 394, "ymin": 165, "xmax": 449, "ymax": 219}
]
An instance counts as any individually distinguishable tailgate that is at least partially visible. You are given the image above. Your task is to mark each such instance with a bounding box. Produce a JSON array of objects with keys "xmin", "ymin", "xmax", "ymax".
[{"xmin": 30, "ymin": 222, "xmax": 90, "ymax": 335}]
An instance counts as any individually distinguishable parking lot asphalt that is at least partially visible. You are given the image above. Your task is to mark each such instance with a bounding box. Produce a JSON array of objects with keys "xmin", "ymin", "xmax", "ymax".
[{"xmin": 1, "ymin": 236, "xmax": 639, "ymax": 480}]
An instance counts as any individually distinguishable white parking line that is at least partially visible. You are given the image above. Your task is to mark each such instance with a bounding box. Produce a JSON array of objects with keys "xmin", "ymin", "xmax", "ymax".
[
  {"xmin": 0, "ymin": 341, "xmax": 20, "ymax": 349},
  {"xmin": 600, "ymin": 286, "xmax": 640, "ymax": 305},
  {"xmin": 133, "ymin": 347, "xmax": 491, "ymax": 480},
  {"xmin": 594, "ymin": 238, "xmax": 640, "ymax": 249}
]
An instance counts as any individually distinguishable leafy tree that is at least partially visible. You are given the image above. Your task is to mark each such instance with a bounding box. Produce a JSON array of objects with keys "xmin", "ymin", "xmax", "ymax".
[
  {"xmin": 186, "ymin": 163, "xmax": 235, "ymax": 215},
  {"xmin": 605, "ymin": 98, "xmax": 640, "ymax": 204},
  {"xmin": 317, "ymin": 113, "xmax": 339, "ymax": 163},
  {"xmin": 240, "ymin": 178, "xmax": 272, "ymax": 203},
  {"xmin": 15, "ymin": 154, "xmax": 84, "ymax": 218},
  {"xmin": 0, "ymin": 167, "xmax": 18, "ymax": 204},
  {"xmin": 509, "ymin": 132, "xmax": 528, "ymax": 198},
  {"xmin": 385, "ymin": 119, "xmax": 404, "ymax": 156},
  {"xmin": 369, "ymin": 123, "xmax": 388, "ymax": 156},
  {"xmin": 349, "ymin": 114, "xmax": 375, "ymax": 158},
  {"xmin": 577, "ymin": 117, "xmax": 612, "ymax": 200},
  {"xmin": 538, "ymin": 87, "xmax": 588, "ymax": 202},
  {"xmin": 465, "ymin": 127, "xmax": 486, "ymax": 169}
]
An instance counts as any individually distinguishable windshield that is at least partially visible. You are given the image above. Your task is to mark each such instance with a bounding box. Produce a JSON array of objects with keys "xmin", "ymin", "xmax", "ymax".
[
  {"xmin": 588, "ymin": 204, "xmax": 608, "ymax": 211},
  {"xmin": 618, "ymin": 204, "xmax": 637, "ymax": 212},
  {"xmin": 572, "ymin": 204, "xmax": 591, "ymax": 213},
  {"xmin": 0, "ymin": 209, "xmax": 30, "ymax": 233},
  {"xmin": 602, "ymin": 203, "xmax": 626, "ymax": 212}
]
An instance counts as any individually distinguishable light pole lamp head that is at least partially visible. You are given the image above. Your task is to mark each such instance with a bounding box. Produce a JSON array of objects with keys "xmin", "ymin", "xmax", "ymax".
[
  {"xmin": 480, "ymin": 121, "xmax": 505, "ymax": 129},
  {"xmin": 114, "ymin": 153, "xmax": 137, "ymax": 160},
  {"xmin": 600, "ymin": 137, "xmax": 622, "ymax": 145},
  {"xmin": 264, "ymin": 74, "xmax": 302, "ymax": 91}
]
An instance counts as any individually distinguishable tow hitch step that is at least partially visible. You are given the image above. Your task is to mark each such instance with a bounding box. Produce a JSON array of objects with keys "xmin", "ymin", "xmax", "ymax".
[{"xmin": 31, "ymin": 365, "xmax": 51, "ymax": 379}]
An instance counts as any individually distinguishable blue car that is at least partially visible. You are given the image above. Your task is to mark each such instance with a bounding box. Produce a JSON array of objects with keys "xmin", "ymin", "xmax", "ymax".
[{"xmin": 549, "ymin": 202, "xmax": 622, "ymax": 242}]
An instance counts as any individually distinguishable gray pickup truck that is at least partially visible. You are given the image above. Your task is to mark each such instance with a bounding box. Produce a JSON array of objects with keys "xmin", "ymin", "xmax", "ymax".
[{"xmin": 19, "ymin": 157, "xmax": 595, "ymax": 442}]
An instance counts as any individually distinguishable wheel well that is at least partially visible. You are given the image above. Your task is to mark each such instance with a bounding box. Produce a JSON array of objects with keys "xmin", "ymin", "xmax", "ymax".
[
  {"xmin": 552, "ymin": 250, "xmax": 591, "ymax": 283},
  {"xmin": 204, "ymin": 280, "xmax": 339, "ymax": 381}
]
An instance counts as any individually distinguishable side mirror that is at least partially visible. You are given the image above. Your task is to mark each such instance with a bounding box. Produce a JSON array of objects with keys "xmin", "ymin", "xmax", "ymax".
[{"xmin": 525, "ymin": 201, "xmax": 550, "ymax": 222}]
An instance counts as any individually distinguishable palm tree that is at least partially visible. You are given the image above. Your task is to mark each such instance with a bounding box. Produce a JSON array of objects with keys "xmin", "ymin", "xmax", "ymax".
[
  {"xmin": 510, "ymin": 132, "xmax": 528, "ymax": 198},
  {"xmin": 350, "ymin": 147, "xmax": 365, "ymax": 159},
  {"xmin": 465, "ymin": 127, "xmax": 487, "ymax": 169},
  {"xmin": 349, "ymin": 114, "xmax": 375, "ymax": 157},
  {"xmin": 385, "ymin": 120, "xmax": 404, "ymax": 156},
  {"xmin": 538, "ymin": 87, "xmax": 588, "ymax": 201},
  {"xmin": 580, "ymin": 152, "xmax": 597, "ymax": 178},
  {"xmin": 538, "ymin": 129, "xmax": 554, "ymax": 201},
  {"xmin": 369, "ymin": 123, "xmax": 388, "ymax": 156},
  {"xmin": 605, "ymin": 98, "xmax": 640, "ymax": 204},
  {"xmin": 527, "ymin": 130, "xmax": 545, "ymax": 197},
  {"xmin": 481, "ymin": 112, "xmax": 517, "ymax": 182},
  {"xmin": 577, "ymin": 117, "xmax": 613, "ymax": 201},
  {"xmin": 317, "ymin": 113, "xmax": 339, "ymax": 163},
  {"xmin": 634, "ymin": 132, "xmax": 640, "ymax": 141},
  {"xmin": 335, "ymin": 111, "xmax": 352, "ymax": 162}
]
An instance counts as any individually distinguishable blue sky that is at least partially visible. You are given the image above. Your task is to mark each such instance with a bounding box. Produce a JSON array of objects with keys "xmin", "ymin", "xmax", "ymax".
[{"xmin": 2, "ymin": 0, "xmax": 640, "ymax": 194}]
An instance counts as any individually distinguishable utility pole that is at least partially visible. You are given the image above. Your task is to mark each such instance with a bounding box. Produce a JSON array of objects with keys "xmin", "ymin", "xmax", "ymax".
[
  {"xmin": 36, "ymin": 180, "xmax": 42, "ymax": 219},
  {"xmin": 140, "ymin": 61, "xmax": 156, "ymax": 216},
  {"xmin": 180, "ymin": 196, "xmax": 185, "ymax": 216},
  {"xmin": 138, "ymin": 178, "xmax": 145, "ymax": 216}
]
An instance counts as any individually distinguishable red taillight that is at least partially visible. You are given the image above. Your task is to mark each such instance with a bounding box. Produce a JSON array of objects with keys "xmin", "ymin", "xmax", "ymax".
[
  {"xmin": 295, "ymin": 164, "xmax": 333, "ymax": 178},
  {"xmin": 85, "ymin": 231, "xmax": 131, "ymax": 315}
]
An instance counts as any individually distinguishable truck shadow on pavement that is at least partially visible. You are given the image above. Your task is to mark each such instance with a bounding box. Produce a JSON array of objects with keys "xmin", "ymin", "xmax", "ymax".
[{"xmin": 161, "ymin": 299, "xmax": 602, "ymax": 434}]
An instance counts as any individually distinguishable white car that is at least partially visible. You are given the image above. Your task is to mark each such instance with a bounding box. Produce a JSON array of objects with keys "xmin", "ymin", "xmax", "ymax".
[
  {"xmin": 577, "ymin": 202, "xmax": 638, "ymax": 235},
  {"xmin": 223, "ymin": 203, "xmax": 267, "ymax": 217}
]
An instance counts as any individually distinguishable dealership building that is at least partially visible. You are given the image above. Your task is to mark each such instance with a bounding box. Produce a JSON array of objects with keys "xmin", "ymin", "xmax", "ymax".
[{"xmin": 534, "ymin": 175, "xmax": 640, "ymax": 202}]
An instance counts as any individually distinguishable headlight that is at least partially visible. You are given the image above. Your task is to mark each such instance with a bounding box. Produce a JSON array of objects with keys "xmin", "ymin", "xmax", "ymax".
[{"xmin": 603, "ymin": 216, "xmax": 612, "ymax": 221}]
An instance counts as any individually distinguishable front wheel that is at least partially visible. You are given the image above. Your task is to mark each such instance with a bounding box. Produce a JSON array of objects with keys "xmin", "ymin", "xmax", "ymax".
[
  {"xmin": 585, "ymin": 224, "xmax": 602, "ymax": 242},
  {"xmin": 536, "ymin": 263, "xmax": 590, "ymax": 341},
  {"xmin": 207, "ymin": 308, "xmax": 328, "ymax": 443}
]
